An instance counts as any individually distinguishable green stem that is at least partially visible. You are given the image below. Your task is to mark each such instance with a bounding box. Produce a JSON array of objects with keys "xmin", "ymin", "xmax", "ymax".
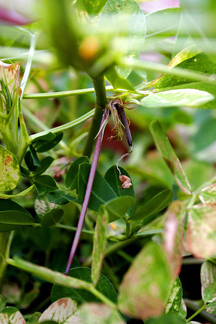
[
  {"xmin": 186, "ymin": 302, "xmax": 206, "ymax": 322},
  {"xmin": 83, "ymin": 76, "xmax": 107, "ymax": 158},
  {"xmin": 55, "ymin": 223, "xmax": 94, "ymax": 235},
  {"xmin": 0, "ymin": 232, "xmax": 13, "ymax": 290}
]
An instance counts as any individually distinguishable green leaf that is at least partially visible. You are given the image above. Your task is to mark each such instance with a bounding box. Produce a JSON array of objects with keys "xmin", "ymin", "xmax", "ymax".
[
  {"xmin": 199, "ymin": 184, "xmax": 216, "ymax": 204},
  {"xmin": 91, "ymin": 206, "xmax": 108, "ymax": 285},
  {"xmin": 0, "ymin": 145, "xmax": 20, "ymax": 192},
  {"xmin": 0, "ymin": 199, "xmax": 34, "ymax": 231},
  {"xmin": 79, "ymin": 303, "xmax": 126, "ymax": 324},
  {"xmin": 105, "ymin": 166, "xmax": 135, "ymax": 198},
  {"xmin": 65, "ymin": 156, "xmax": 89, "ymax": 190},
  {"xmin": 0, "ymin": 184, "xmax": 35, "ymax": 199},
  {"xmin": 185, "ymin": 204, "xmax": 216, "ymax": 259},
  {"xmin": 163, "ymin": 201, "xmax": 186, "ymax": 278},
  {"xmin": 146, "ymin": 314, "xmax": 186, "ymax": 324},
  {"xmin": 140, "ymin": 89, "xmax": 214, "ymax": 108},
  {"xmin": 201, "ymin": 261, "xmax": 216, "ymax": 304},
  {"xmin": 40, "ymin": 209, "xmax": 64, "ymax": 227},
  {"xmin": 39, "ymin": 298, "xmax": 80, "ymax": 323},
  {"xmin": 105, "ymin": 66, "xmax": 134, "ymax": 91},
  {"xmin": 51, "ymin": 268, "xmax": 117, "ymax": 304},
  {"xmin": 35, "ymin": 195, "xmax": 64, "ymax": 226},
  {"xmin": 0, "ymin": 295, "xmax": 6, "ymax": 311},
  {"xmin": 79, "ymin": 0, "xmax": 108, "ymax": 15},
  {"xmin": 104, "ymin": 196, "xmax": 135, "ymax": 222},
  {"xmin": 130, "ymin": 189, "xmax": 173, "ymax": 221},
  {"xmin": 0, "ymin": 307, "xmax": 25, "ymax": 324},
  {"xmin": 150, "ymin": 120, "xmax": 191, "ymax": 195},
  {"xmin": 34, "ymin": 175, "xmax": 58, "ymax": 195},
  {"xmin": 165, "ymin": 277, "xmax": 183, "ymax": 315},
  {"xmin": 32, "ymin": 132, "xmax": 63, "ymax": 152},
  {"xmin": 25, "ymin": 145, "xmax": 41, "ymax": 171},
  {"xmin": 118, "ymin": 241, "xmax": 172, "ymax": 320},
  {"xmin": 47, "ymin": 190, "xmax": 77, "ymax": 205},
  {"xmin": 78, "ymin": 163, "xmax": 117, "ymax": 211}
]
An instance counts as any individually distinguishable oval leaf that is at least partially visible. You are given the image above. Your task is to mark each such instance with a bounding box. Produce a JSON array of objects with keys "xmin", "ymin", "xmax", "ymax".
[
  {"xmin": 32, "ymin": 132, "xmax": 63, "ymax": 152},
  {"xmin": 105, "ymin": 196, "xmax": 135, "ymax": 222},
  {"xmin": 165, "ymin": 277, "xmax": 183, "ymax": 315},
  {"xmin": 0, "ymin": 145, "xmax": 20, "ymax": 191},
  {"xmin": 141, "ymin": 89, "xmax": 214, "ymax": 108},
  {"xmin": 34, "ymin": 175, "xmax": 58, "ymax": 195},
  {"xmin": 199, "ymin": 184, "xmax": 216, "ymax": 204},
  {"xmin": 105, "ymin": 166, "xmax": 135, "ymax": 198},
  {"xmin": 130, "ymin": 189, "xmax": 173, "ymax": 221},
  {"xmin": 65, "ymin": 156, "xmax": 89, "ymax": 190},
  {"xmin": 201, "ymin": 261, "xmax": 216, "ymax": 304},
  {"xmin": 118, "ymin": 241, "xmax": 172, "ymax": 320},
  {"xmin": 0, "ymin": 307, "xmax": 25, "ymax": 324},
  {"xmin": 39, "ymin": 298, "xmax": 81, "ymax": 323}
]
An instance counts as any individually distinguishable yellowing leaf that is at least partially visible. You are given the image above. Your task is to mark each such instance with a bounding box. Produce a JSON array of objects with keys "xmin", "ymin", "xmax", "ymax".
[
  {"xmin": 0, "ymin": 60, "xmax": 20, "ymax": 96},
  {"xmin": 0, "ymin": 145, "xmax": 20, "ymax": 192}
]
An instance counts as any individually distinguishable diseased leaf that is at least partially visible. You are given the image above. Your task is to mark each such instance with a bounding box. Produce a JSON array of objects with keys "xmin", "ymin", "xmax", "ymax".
[
  {"xmin": 150, "ymin": 120, "xmax": 191, "ymax": 195},
  {"xmin": 140, "ymin": 89, "xmax": 214, "ymax": 108},
  {"xmin": 201, "ymin": 261, "xmax": 216, "ymax": 304},
  {"xmin": 186, "ymin": 204, "xmax": 216, "ymax": 259},
  {"xmin": 130, "ymin": 189, "xmax": 173, "ymax": 221},
  {"xmin": 118, "ymin": 242, "xmax": 171, "ymax": 320},
  {"xmin": 163, "ymin": 201, "xmax": 185, "ymax": 278},
  {"xmin": 0, "ymin": 145, "xmax": 20, "ymax": 191},
  {"xmin": 79, "ymin": 303, "xmax": 126, "ymax": 324},
  {"xmin": 78, "ymin": 163, "xmax": 117, "ymax": 211},
  {"xmin": 39, "ymin": 298, "xmax": 81, "ymax": 323},
  {"xmin": 199, "ymin": 184, "xmax": 216, "ymax": 204},
  {"xmin": 91, "ymin": 206, "xmax": 108, "ymax": 285},
  {"xmin": 0, "ymin": 61, "xmax": 20, "ymax": 96},
  {"xmin": 165, "ymin": 277, "xmax": 183, "ymax": 315},
  {"xmin": 0, "ymin": 307, "xmax": 25, "ymax": 324}
]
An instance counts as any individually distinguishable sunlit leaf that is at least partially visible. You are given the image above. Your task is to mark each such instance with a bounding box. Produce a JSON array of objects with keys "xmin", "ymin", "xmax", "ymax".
[
  {"xmin": 0, "ymin": 307, "xmax": 25, "ymax": 324},
  {"xmin": 39, "ymin": 298, "xmax": 81, "ymax": 323},
  {"xmin": 140, "ymin": 89, "xmax": 214, "ymax": 108},
  {"xmin": 186, "ymin": 204, "xmax": 216, "ymax": 259},
  {"xmin": 79, "ymin": 303, "xmax": 126, "ymax": 324},
  {"xmin": 165, "ymin": 277, "xmax": 183, "ymax": 315},
  {"xmin": 163, "ymin": 201, "xmax": 185, "ymax": 278},
  {"xmin": 150, "ymin": 120, "xmax": 191, "ymax": 195},
  {"xmin": 199, "ymin": 184, "xmax": 216, "ymax": 204},
  {"xmin": 0, "ymin": 145, "xmax": 20, "ymax": 192},
  {"xmin": 91, "ymin": 206, "xmax": 108, "ymax": 285},
  {"xmin": 118, "ymin": 241, "xmax": 171, "ymax": 320},
  {"xmin": 201, "ymin": 261, "xmax": 216, "ymax": 306}
]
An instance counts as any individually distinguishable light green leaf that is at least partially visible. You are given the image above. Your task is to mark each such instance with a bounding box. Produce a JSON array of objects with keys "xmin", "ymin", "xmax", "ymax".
[
  {"xmin": 140, "ymin": 89, "xmax": 214, "ymax": 108},
  {"xmin": 118, "ymin": 241, "xmax": 172, "ymax": 320},
  {"xmin": 39, "ymin": 298, "xmax": 81, "ymax": 323},
  {"xmin": 186, "ymin": 204, "xmax": 216, "ymax": 259},
  {"xmin": 91, "ymin": 206, "xmax": 108, "ymax": 285},
  {"xmin": 79, "ymin": 303, "xmax": 126, "ymax": 324},
  {"xmin": 105, "ymin": 196, "xmax": 135, "ymax": 222},
  {"xmin": 201, "ymin": 261, "xmax": 216, "ymax": 304},
  {"xmin": 0, "ymin": 185, "xmax": 35, "ymax": 199},
  {"xmin": 150, "ymin": 120, "xmax": 191, "ymax": 195},
  {"xmin": 199, "ymin": 184, "xmax": 216, "ymax": 204},
  {"xmin": 165, "ymin": 277, "xmax": 183, "ymax": 315},
  {"xmin": 0, "ymin": 307, "xmax": 25, "ymax": 324},
  {"xmin": 0, "ymin": 145, "xmax": 20, "ymax": 192}
]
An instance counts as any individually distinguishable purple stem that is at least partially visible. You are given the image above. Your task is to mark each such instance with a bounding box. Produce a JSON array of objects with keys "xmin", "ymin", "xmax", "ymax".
[{"xmin": 65, "ymin": 110, "xmax": 107, "ymax": 275}]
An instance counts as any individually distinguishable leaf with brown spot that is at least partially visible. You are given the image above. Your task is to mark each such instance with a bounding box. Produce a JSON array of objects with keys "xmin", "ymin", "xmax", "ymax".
[
  {"xmin": 79, "ymin": 303, "xmax": 126, "ymax": 324},
  {"xmin": 163, "ymin": 201, "xmax": 186, "ymax": 278},
  {"xmin": 39, "ymin": 298, "xmax": 81, "ymax": 323},
  {"xmin": 0, "ymin": 60, "xmax": 20, "ymax": 97},
  {"xmin": 185, "ymin": 204, "xmax": 216, "ymax": 259},
  {"xmin": 150, "ymin": 121, "xmax": 191, "ymax": 195},
  {"xmin": 91, "ymin": 206, "xmax": 108, "ymax": 285},
  {"xmin": 0, "ymin": 145, "xmax": 20, "ymax": 191},
  {"xmin": 0, "ymin": 307, "xmax": 25, "ymax": 324},
  {"xmin": 118, "ymin": 241, "xmax": 172, "ymax": 320}
]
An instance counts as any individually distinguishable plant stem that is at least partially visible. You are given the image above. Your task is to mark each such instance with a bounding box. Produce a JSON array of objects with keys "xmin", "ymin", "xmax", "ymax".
[
  {"xmin": 55, "ymin": 223, "xmax": 94, "ymax": 235},
  {"xmin": 185, "ymin": 299, "xmax": 216, "ymax": 323},
  {"xmin": 186, "ymin": 303, "xmax": 206, "ymax": 322},
  {"xmin": 0, "ymin": 231, "xmax": 13, "ymax": 290},
  {"xmin": 83, "ymin": 76, "xmax": 107, "ymax": 158},
  {"xmin": 65, "ymin": 109, "xmax": 107, "ymax": 275}
]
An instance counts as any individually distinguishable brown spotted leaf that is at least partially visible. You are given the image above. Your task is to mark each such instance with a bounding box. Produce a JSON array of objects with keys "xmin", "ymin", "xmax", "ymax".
[
  {"xmin": 163, "ymin": 201, "xmax": 186, "ymax": 278},
  {"xmin": 91, "ymin": 206, "xmax": 108, "ymax": 285},
  {"xmin": 0, "ymin": 145, "xmax": 20, "ymax": 191},
  {"xmin": 118, "ymin": 241, "xmax": 172, "ymax": 320},
  {"xmin": 39, "ymin": 298, "xmax": 81, "ymax": 323},
  {"xmin": 79, "ymin": 303, "xmax": 126, "ymax": 324},
  {"xmin": 0, "ymin": 60, "xmax": 20, "ymax": 96},
  {"xmin": 0, "ymin": 307, "xmax": 25, "ymax": 324},
  {"xmin": 185, "ymin": 204, "xmax": 216, "ymax": 259}
]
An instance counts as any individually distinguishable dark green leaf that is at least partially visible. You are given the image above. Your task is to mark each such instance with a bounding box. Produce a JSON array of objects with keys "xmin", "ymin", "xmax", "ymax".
[
  {"xmin": 91, "ymin": 206, "xmax": 108, "ymax": 285},
  {"xmin": 105, "ymin": 166, "xmax": 135, "ymax": 198},
  {"xmin": 32, "ymin": 132, "xmax": 63, "ymax": 152},
  {"xmin": 150, "ymin": 121, "xmax": 191, "ymax": 195},
  {"xmin": 65, "ymin": 156, "xmax": 89, "ymax": 190},
  {"xmin": 130, "ymin": 189, "xmax": 173, "ymax": 221},
  {"xmin": 26, "ymin": 145, "xmax": 41, "ymax": 170},
  {"xmin": 0, "ymin": 199, "xmax": 34, "ymax": 231},
  {"xmin": 34, "ymin": 175, "xmax": 58, "ymax": 195},
  {"xmin": 118, "ymin": 241, "xmax": 172, "ymax": 320},
  {"xmin": 47, "ymin": 190, "xmax": 78, "ymax": 205},
  {"xmin": 41, "ymin": 208, "xmax": 64, "ymax": 227},
  {"xmin": 78, "ymin": 163, "xmax": 117, "ymax": 211},
  {"xmin": 51, "ymin": 267, "xmax": 117, "ymax": 304},
  {"xmin": 0, "ymin": 145, "xmax": 20, "ymax": 192},
  {"xmin": 104, "ymin": 196, "xmax": 135, "ymax": 222}
]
